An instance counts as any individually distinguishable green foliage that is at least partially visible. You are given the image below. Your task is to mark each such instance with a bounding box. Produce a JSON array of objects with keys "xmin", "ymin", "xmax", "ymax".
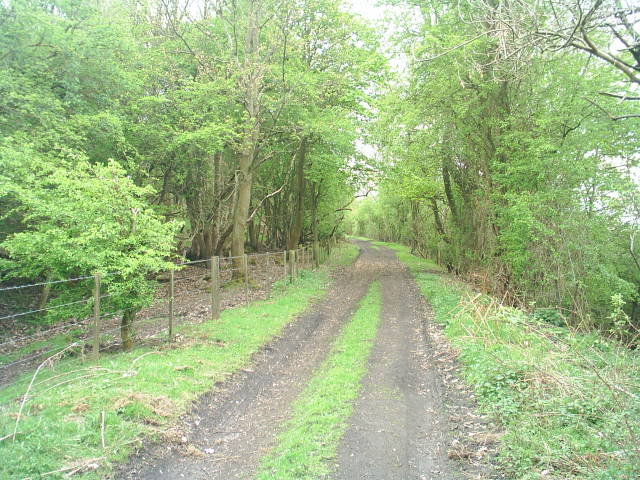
[
  {"xmin": 530, "ymin": 308, "xmax": 567, "ymax": 328},
  {"xmin": 353, "ymin": 0, "xmax": 640, "ymax": 334},
  {"xmin": 0, "ymin": 145, "xmax": 179, "ymax": 320},
  {"xmin": 0, "ymin": 0, "xmax": 384, "ymax": 279}
]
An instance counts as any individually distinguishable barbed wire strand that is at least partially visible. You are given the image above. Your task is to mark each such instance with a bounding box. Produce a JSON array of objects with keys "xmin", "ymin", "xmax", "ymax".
[
  {"xmin": 0, "ymin": 249, "xmax": 297, "ymax": 293},
  {"xmin": 173, "ymin": 274, "xmax": 206, "ymax": 283},
  {"xmin": 0, "ymin": 298, "xmax": 91, "ymax": 322},
  {"xmin": 0, "ymin": 342, "xmax": 83, "ymax": 370},
  {"xmin": 0, "ymin": 320, "xmax": 89, "ymax": 349},
  {"xmin": 0, "ymin": 308, "xmax": 128, "ymax": 352},
  {"xmin": 176, "ymin": 258, "xmax": 210, "ymax": 266},
  {"xmin": 0, "ymin": 276, "xmax": 95, "ymax": 292}
]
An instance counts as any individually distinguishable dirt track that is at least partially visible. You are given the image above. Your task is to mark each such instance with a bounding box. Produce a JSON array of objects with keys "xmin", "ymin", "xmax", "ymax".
[{"xmin": 118, "ymin": 240, "xmax": 497, "ymax": 479}]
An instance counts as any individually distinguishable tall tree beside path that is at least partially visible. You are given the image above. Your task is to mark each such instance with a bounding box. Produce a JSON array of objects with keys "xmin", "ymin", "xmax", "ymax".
[{"xmin": 351, "ymin": 0, "xmax": 640, "ymax": 334}]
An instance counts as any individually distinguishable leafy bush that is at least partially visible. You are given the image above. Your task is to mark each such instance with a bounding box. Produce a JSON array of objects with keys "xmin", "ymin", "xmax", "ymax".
[
  {"xmin": 0, "ymin": 144, "xmax": 179, "ymax": 347},
  {"xmin": 530, "ymin": 308, "xmax": 567, "ymax": 327}
]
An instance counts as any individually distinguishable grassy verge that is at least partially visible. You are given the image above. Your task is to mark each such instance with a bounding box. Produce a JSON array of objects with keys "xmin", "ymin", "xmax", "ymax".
[
  {"xmin": 346, "ymin": 235, "xmax": 371, "ymax": 242},
  {"xmin": 375, "ymin": 240, "xmax": 640, "ymax": 480},
  {"xmin": 0, "ymin": 249, "xmax": 357, "ymax": 480},
  {"xmin": 328, "ymin": 242, "xmax": 360, "ymax": 266},
  {"xmin": 0, "ymin": 328, "xmax": 86, "ymax": 366},
  {"xmin": 256, "ymin": 281, "xmax": 382, "ymax": 480}
]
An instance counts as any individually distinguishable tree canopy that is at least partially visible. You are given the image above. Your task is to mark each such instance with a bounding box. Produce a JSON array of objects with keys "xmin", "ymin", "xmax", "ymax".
[
  {"xmin": 0, "ymin": 0, "xmax": 385, "ymax": 345},
  {"xmin": 349, "ymin": 0, "xmax": 640, "ymax": 335}
]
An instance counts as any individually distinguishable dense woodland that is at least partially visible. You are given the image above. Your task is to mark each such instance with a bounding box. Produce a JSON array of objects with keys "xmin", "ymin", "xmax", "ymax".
[
  {"xmin": 0, "ymin": 0, "xmax": 383, "ymax": 336},
  {"xmin": 350, "ymin": 0, "xmax": 640, "ymax": 338},
  {"xmin": 1, "ymin": 0, "xmax": 639, "ymax": 341}
]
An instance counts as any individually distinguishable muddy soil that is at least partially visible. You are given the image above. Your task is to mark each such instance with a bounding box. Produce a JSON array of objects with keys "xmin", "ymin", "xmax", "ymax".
[{"xmin": 117, "ymin": 241, "xmax": 499, "ymax": 479}]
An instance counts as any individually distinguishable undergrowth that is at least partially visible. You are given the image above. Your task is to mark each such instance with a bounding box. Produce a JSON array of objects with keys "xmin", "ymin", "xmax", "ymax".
[
  {"xmin": 0, "ymin": 247, "xmax": 355, "ymax": 479},
  {"xmin": 376, "ymin": 240, "xmax": 640, "ymax": 480},
  {"xmin": 256, "ymin": 281, "xmax": 382, "ymax": 479}
]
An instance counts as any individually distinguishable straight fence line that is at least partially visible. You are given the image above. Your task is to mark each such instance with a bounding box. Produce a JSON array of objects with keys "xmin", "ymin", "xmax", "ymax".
[
  {"xmin": 0, "ymin": 275, "xmax": 95, "ymax": 292},
  {"xmin": 173, "ymin": 274, "xmax": 209, "ymax": 282},
  {"xmin": 0, "ymin": 298, "xmax": 91, "ymax": 322},
  {"xmin": 0, "ymin": 241, "xmax": 339, "ymax": 376},
  {"xmin": 0, "ymin": 320, "xmax": 89, "ymax": 349},
  {"xmin": 177, "ymin": 258, "xmax": 210, "ymax": 266},
  {"xmin": 0, "ymin": 343, "xmax": 80, "ymax": 370}
]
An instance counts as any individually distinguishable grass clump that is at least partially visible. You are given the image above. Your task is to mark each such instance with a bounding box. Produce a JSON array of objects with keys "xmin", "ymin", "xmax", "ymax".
[
  {"xmin": 256, "ymin": 281, "xmax": 382, "ymax": 480},
  {"xmin": 346, "ymin": 235, "xmax": 371, "ymax": 242},
  {"xmin": 0, "ymin": 269, "xmax": 335, "ymax": 479},
  {"xmin": 376, "ymin": 240, "xmax": 640, "ymax": 480}
]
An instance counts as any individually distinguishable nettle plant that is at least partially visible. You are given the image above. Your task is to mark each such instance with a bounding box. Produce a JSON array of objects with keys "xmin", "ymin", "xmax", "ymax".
[{"xmin": 0, "ymin": 145, "xmax": 180, "ymax": 349}]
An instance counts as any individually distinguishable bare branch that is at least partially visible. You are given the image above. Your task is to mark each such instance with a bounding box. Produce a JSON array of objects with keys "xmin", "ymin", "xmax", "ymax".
[
  {"xmin": 584, "ymin": 97, "xmax": 640, "ymax": 121},
  {"xmin": 246, "ymin": 139, "xmax": 301, "ymax": 222},
  {"xmin": 416, "ymin": 29, "xmax": 510, "ymax": 63},
  {"xmin": 599, "ymin": 91, "xmax": 640, "ymax": 101}
]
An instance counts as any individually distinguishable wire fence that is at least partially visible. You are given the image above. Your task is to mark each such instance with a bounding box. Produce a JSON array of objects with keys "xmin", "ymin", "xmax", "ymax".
[{"xmin": 0, "ymin": 241, "xmax": 338, "ymax": 387}]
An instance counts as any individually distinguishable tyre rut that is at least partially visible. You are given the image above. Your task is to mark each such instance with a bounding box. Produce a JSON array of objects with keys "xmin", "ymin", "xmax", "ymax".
[
  {"xmin": 118, "ymin": 242, "xmax": 384, "ymax": 480},
  {"xmin": 334, "ymin": 243, "xmax": 457, "ymax": 480}
]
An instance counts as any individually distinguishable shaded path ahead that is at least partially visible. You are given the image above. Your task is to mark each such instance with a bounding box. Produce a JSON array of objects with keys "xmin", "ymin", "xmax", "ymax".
[{"xmin": 120, "ymin": 240, "xmax": 492, "ymax": 479}]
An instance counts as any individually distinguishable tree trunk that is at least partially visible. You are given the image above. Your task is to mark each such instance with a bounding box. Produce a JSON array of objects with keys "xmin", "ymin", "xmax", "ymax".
[
  {"xmin": 288, "ymin": 136, "xmax": 308, "ymax": 249},
  {"xmin": 231, "ymin": 160, "xmax": 253, "ymax": 278},
  {"xmin": 231, "ymin": 0, "xmax": 261, "ymax": 279},
  {"xmin": 429, "ymin": 197, "xmax": 449, "ymax": 243},
  {"xmin": 209, "ymin": 151, "xmax": 223, "ymax": 255},
  {"xmin": 410, "ymin": 200, "xmax": 420, "ymax": 254},
  {"xmin": 442, "ymin": 160, "xmax": 458, "ymax": 224},
  {"xmin": 121, "ymin": 308, "xmax": 136, "ymax": 351},
  {"xmin": 311, "ymin": 182, "xmax": 320, "ymax": 268},
  {"xmin": 248, "ymin": 217, "xmax": 260, "ymax": 251},
  {"xmin": 37, "ymin": 273, "xmax": 52, "ymax": 311},
  {"xmin": 216, "ymin": 222, "xmax": 234, "ymax": 256}
]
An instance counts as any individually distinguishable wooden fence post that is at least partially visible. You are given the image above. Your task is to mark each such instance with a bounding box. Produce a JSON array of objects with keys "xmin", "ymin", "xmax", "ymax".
[
  {"xmin": 243, "ymin": 254, "xmax": 249, "ymax": 304},
  {"xmin": 92, "ymin": 272, "xmax": 101, "ymax": 360},
  {"xmin": 211, "ymin": 256, "xmax": 220, "ymax": 319},
  {"xmin": 292, "ymin": 249, "xmax": 297, "ymax": 282},
  {"xmin": 283, "ymin": 250, "xmax": 288, "ymax": 280},
  {"xmin": 169, "ymin": 270, "xmax": 175, "ymax": 341},
  {"xmin": 313, "ymin": 240, "xmax": 320, "ymax": 269},
  {"xmin": 294, "ymin": 248, "xmax": 298, "ymax": 276}
]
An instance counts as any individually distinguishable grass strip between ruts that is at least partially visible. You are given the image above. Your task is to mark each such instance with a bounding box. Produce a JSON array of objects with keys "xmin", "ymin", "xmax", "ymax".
[{"xmin": 256, "ymin": 280, "xmax": 382, "ymax": 480}]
